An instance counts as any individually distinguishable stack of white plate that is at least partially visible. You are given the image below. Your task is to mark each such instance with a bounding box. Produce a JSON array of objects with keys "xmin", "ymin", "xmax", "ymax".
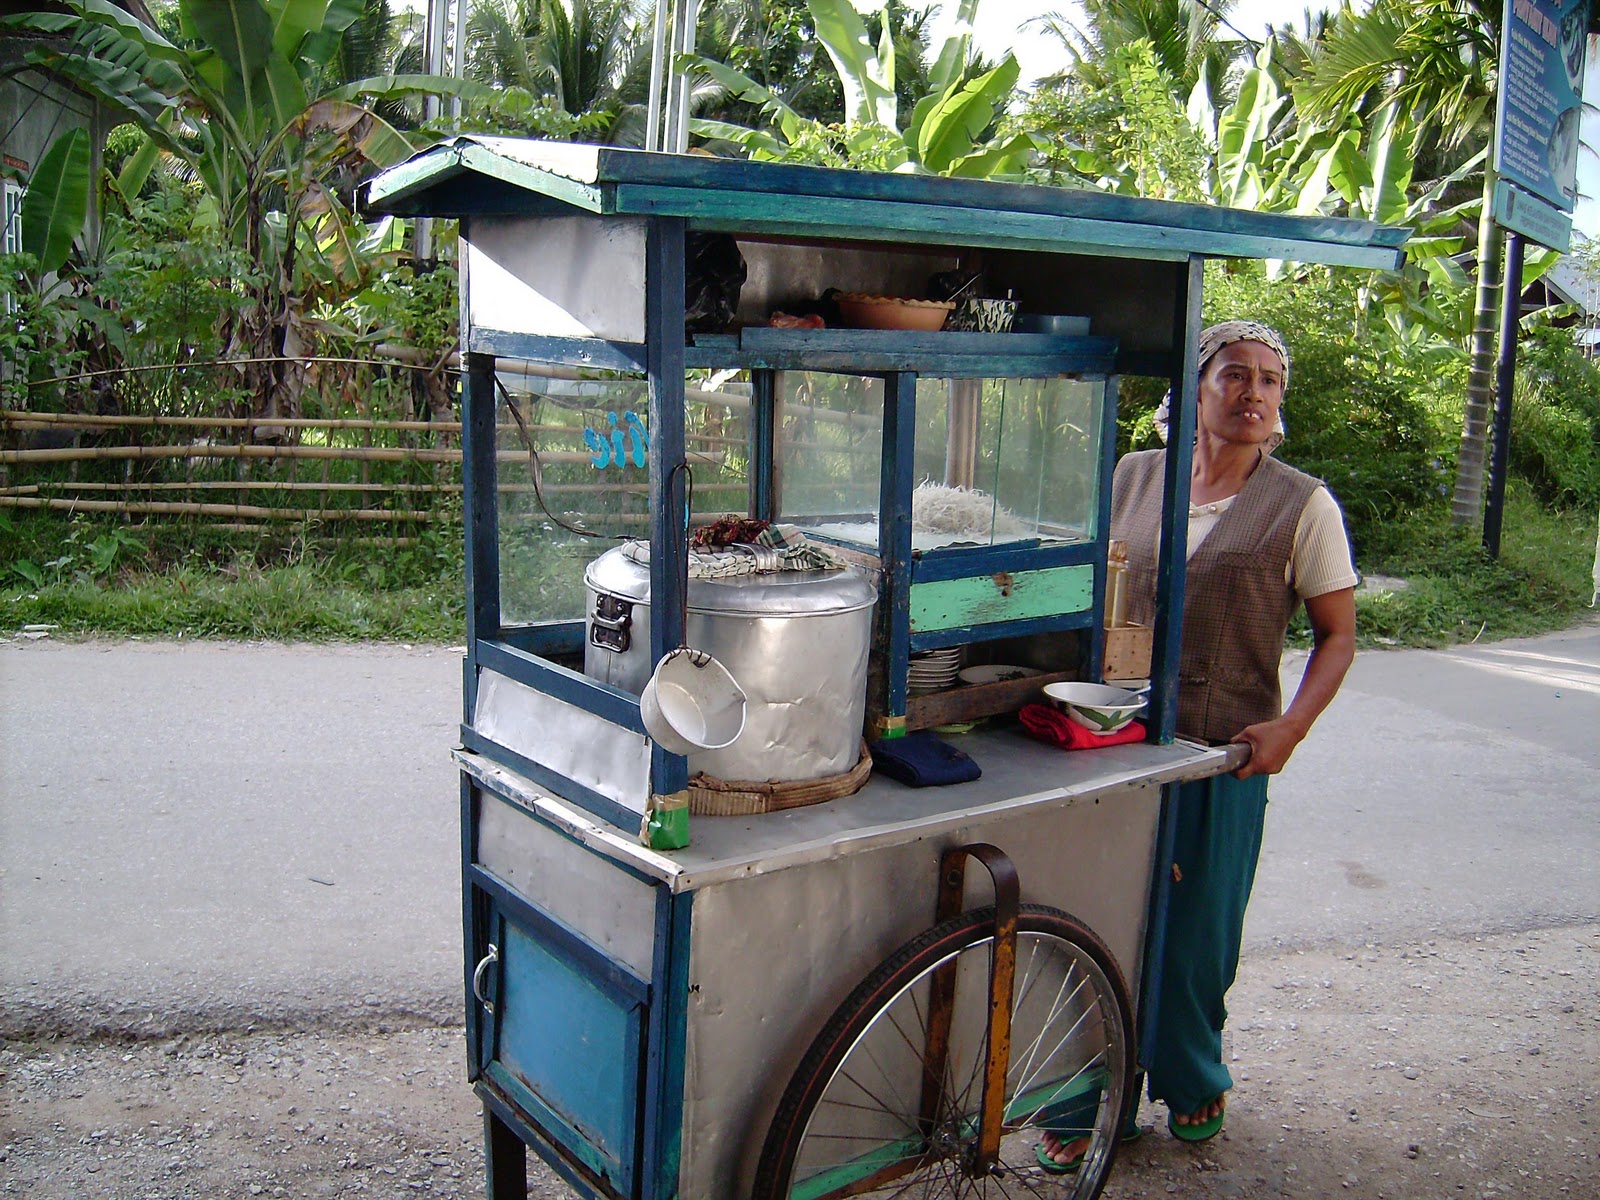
[{"xmin": 907, "ymin": 647, "xmax": 962, "ymax": 696}]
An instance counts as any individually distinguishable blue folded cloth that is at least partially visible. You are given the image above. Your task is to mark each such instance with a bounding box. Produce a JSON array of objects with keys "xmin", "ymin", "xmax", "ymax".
[{"xmin": 870, "ymin": 731, "xmax": 981, "ymax": 787}]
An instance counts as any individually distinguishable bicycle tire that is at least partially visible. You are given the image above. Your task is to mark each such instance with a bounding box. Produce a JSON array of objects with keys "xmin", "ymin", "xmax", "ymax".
[{"xmin": 752, "ymin": 904, "xmax": 1135, "ymax": 1200}]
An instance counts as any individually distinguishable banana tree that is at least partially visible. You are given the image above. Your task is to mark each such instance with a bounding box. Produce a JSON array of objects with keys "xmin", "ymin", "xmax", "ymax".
[
  {"xmin": 5, "ymin": 0, "xmax": 485, "ymax": 423},
  {"xmin": 684, "ymin": 0, "xmax": 1041, "ymax": 178}
]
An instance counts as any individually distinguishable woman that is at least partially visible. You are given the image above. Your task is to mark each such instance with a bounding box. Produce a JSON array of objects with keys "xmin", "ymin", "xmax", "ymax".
[{"xmin": 1040, "ymin": 321, "xmax": 1357, "ymax": 1169}]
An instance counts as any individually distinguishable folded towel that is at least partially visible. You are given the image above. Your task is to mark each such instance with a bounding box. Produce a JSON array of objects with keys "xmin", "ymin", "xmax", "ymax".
[
  {"xmin": 1018, "ymin": 703, "xmax": 1146, "ymax": 751},
  {"xmin": 870, "ymin": 731, "xmax": 981, "ymax": 787}
]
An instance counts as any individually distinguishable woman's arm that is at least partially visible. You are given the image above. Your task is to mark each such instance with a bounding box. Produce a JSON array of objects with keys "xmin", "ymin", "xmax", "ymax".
[{"xmin": 1231, "ymin": 586, "xmax": 1357, "ymax": 778}]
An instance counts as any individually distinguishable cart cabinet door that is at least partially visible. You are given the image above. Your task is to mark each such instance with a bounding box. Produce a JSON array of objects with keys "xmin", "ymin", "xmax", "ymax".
[{"xmin": 476, "ymin": 884, "xmax": 651, "ymax": 1197}]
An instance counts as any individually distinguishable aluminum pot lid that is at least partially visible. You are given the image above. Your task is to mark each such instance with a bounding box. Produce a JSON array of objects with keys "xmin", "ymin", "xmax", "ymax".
[{"xmin": 583, "ymin": 544, "xmax": 876, "ymax": 616}]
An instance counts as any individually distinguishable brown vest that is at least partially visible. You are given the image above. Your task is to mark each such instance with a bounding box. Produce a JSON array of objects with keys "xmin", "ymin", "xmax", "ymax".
[{"xmin": 1110, "ymin": 450, "xmax": 1321, "ymax": 744}]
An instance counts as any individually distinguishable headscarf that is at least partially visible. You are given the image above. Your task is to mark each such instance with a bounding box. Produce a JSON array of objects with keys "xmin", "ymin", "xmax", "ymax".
[{"xmin": 1153, "ymin": 320, "xmax": 1290, "ymax": 452}]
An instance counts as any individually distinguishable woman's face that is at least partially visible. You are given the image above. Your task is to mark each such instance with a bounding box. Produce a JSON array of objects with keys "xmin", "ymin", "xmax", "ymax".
[{"xmin": 1196, "ymin": 339, "xmax": 1285, "ymax": 449}]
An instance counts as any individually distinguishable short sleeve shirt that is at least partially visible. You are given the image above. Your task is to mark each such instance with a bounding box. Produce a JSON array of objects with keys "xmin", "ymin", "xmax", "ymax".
[{"xmin": 1186, "ymin": 485, "xmax": 1357, "ymax": 600}]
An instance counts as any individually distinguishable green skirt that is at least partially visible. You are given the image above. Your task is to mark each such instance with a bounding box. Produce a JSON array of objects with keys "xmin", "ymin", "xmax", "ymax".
[{"xmin": 1143, "ymin": 770, "xmax": 1270, "ymax": 1116}]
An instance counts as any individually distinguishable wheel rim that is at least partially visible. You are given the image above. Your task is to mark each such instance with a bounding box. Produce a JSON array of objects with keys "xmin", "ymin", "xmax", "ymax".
[{"xmin": 783, "ymin": 928, "xmax": 1130, "ymax": 1200}]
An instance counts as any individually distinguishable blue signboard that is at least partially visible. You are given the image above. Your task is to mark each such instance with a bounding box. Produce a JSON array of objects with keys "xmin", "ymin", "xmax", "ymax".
[{"xmin": 1494, "ymin": 0, "xmax": 1590, "ymax": 215}]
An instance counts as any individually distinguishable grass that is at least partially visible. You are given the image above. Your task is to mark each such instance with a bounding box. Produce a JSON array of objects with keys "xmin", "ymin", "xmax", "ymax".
[
  {"xmin": 1288, "ymin": 484, "xmax": 1597, "ymax": 649},
  {"xmin": 2, "ymin": 489, "xmax": 1595, "ymax": 648},
  {"xmin": 0, "ymin": 511, "xmax": 466, "ymax": 643},
  {"xmin": 3, "ymin": 566, "xmax": 466, "ymax": 642}
]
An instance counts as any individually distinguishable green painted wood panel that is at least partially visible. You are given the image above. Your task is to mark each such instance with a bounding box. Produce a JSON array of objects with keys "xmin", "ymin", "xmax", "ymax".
[
  {"xmin": 909, "ymin": 564, "xmax": 1094, "ymax": 633},
  {"xmin": 614, "ymin": 185, "xmax": 1406, "ymax": 270}
]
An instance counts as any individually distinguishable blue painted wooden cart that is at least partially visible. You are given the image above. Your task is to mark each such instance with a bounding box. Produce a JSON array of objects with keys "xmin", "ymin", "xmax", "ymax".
[{"xmin": 364, "ymin": 139, "xmax": 1405, "ymax": 1200}]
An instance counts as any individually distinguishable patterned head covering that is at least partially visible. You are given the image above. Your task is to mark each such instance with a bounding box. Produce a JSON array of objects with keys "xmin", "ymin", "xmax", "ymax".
[{"xmin": 1154, "ymin": 320, "xmax": 1290, "ymax": 451}]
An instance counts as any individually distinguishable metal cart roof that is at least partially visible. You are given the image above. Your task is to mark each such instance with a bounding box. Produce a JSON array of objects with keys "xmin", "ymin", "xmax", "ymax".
[{"xmin": 365, "ymin": 136, "xmax": 1409, "ymax": 270}]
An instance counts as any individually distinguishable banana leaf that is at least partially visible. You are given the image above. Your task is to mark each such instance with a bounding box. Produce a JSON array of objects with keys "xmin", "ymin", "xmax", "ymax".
[{"xmin": 20, "ymin": 129, "xmax": 90, "ymax": 277}]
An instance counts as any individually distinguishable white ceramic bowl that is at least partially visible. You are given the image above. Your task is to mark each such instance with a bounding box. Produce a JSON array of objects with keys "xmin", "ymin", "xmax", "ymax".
[{"xmin": 1041, "ymin": 682, "xmax": 1144, "ymax": 734}]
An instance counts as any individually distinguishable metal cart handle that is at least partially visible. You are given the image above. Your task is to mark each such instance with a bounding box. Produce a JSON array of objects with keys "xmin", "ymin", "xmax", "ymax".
[{"xmin": 472, "ymin": 944, "xmax": 500, "ymax": 1014}]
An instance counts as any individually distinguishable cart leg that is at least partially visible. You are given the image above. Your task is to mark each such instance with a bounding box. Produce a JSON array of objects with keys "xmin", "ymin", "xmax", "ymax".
[{"xmin": 483, "ymin": 1105, "xmax": 527, "ymax": 1200}]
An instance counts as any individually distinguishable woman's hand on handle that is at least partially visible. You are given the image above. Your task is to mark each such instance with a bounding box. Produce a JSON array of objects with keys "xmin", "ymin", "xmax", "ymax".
[
  {"xmin": 1230, "ymin": 718, "xmax": 1300, "ymax": 778},
  {"xmin": 1231, "ymin": 585, "xmax": 1357, "ymax": 780}
]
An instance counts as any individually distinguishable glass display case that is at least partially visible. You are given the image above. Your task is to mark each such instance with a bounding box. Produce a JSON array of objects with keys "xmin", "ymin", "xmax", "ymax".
[{"xmin": 364, "ymin": 135, "xmax": 1408, "ymax": 1200}]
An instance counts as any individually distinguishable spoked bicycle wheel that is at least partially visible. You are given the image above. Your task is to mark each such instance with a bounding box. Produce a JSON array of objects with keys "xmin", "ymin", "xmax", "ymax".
[{"xmin": 753, "ymin": 904, "xmax": 1135, "ymax": 1200}]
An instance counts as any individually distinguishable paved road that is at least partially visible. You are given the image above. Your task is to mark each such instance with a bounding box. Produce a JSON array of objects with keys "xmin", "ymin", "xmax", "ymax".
[{"xmin": 2, "ymin": 624, "xmax": 1597, "ymax": 1036}]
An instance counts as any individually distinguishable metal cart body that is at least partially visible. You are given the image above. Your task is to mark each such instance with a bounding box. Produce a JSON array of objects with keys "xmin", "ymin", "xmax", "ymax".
[{"xmin": 364, "ymin": 138, "xmax": 1406, "ymax": 1200}]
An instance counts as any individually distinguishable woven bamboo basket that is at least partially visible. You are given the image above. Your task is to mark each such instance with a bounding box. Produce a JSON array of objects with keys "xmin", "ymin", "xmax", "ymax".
[{"xmin": 687, "ymin": 741, "xmax": 873, "ymax": 816}]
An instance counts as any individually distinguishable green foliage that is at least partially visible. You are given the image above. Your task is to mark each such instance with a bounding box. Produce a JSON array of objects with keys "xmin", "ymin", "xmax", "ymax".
[
  {"xmin": 1210, "ymin": 268, "xmax": 1452, "ymax": 553},
  {"xmin": 1510, "ymin": 324, "xmax": 1600, "ymax": 509},
  {"xmin": 1, "ymin": 511, "xmax": 466, "ymax": 641},
  {"xmin": 1345, "ymin": 487, "xmax": 1595, "ymax": 647},
  {"xmin": 5, "ymin": 0, "xmax": 477, "ymax": 418},
  {"xmin": 687, "ymin": 0, "xmax": 1037, "ymax": 177},
  {"xmin": 0, "ymin": 252, "xmax": 87, "ymax": 409},
  {"xmin": 19, "ymin": 130, "xmax": 92, "ymax": 277}
]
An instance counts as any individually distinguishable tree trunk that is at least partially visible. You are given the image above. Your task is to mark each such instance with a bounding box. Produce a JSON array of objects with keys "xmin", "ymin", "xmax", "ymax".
[{"xmin": 1451, "ymin": 165, "xmax": 1502, "ymax": 527}]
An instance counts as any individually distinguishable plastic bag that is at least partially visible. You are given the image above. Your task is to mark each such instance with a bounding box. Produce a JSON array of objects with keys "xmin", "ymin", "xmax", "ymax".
[{"xmin": 684, "ymin": 233, "xmax": 747, "ymax": 335}]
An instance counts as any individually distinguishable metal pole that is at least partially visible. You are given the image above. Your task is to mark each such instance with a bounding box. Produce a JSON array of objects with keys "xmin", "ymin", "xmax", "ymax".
[
  {"xmin": 416, "ymin": 0, "xmax": 450, "ymax": 262},
  {"xmin": 645, "ymin": 0, "xmax": 670, "ymax": 152},
  {"xmin": 665, "ymin": 0, "xmax": 701, "ymax": 153},
  {"xmin": 451, "ymin": 0, "xmax": 469, "ymax": 125},
  {"xmin": 1483, "ymin": 231, "xmax": 1525, "ymax": 559}
]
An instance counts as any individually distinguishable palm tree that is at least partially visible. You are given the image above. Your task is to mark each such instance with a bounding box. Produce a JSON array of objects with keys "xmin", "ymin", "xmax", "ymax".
[
  {"xmin": 1294, "ymin": 0, "xmax": 1504, "ymax": 528},
  {"xmin": 1029, "ymin": 0, "xmax": 1246, "ymax": 96},
  {"xmin": 464, "ymin": 0, "xmax": 653, "ymax": 141}
]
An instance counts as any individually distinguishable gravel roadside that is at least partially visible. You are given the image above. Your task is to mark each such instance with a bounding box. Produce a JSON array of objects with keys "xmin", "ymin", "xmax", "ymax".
[{"xmin": 5, "ymin": 924, "xmax": 1595, "ymax": 1200}]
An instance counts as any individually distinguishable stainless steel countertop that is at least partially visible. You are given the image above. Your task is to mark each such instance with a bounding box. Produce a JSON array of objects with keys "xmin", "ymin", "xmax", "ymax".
[{"xmin": 457, "ymin": 729, "xmax": 1244, "ymax": 893}]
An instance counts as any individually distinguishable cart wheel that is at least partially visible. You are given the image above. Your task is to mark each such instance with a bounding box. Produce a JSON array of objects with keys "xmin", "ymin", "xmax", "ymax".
[{"xmin": 752, "ymin": 905, "xmax": 1134, "ymax": 1200}]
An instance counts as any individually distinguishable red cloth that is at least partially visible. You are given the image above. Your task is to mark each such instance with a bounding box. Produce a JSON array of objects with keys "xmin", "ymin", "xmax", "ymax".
[{"xmin": 1018, "ymin": 703, "xmax": 1146, "ymax": 751}]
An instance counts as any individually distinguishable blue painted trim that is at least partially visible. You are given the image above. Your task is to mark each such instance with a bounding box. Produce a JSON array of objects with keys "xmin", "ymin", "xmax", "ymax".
[
  {"xmin": 463, "ymin": 657, "xmax": 480, "ymax": 748},
  {"xmin": 467, "ymin": 328, "xmax": 649, "ymax": 374},
  {"xmin": 738, "ymin": 327, "xmax": 1116, "ymax": 365},
  {"xmin": 909, "ymin": 539, "xmax": 1098, "ymax": 583},
  {"xmin": 476, "ymin": 638, "xmax": 648, "ymax": 735},
  {"xmin": 647, "ymin": 216, "xmax": 690, "ymax": 799},
  {"xmin": 751, "ymin": 370, "xmax": 776, "ymax": 522},
  {"xmin": 908, "ymin": 608, "xmax": 1096, "ymax": 652},
  {"xmin": 684, "ymin": 344, "xmax": 1114, "ymax": 376},
  {"xmin": 464, "ymin": 354, "xmax": 501, "ymax": 722},
  {"xmin": 1147, "ymin": 258, "xmax": 1203, "ymax": 745},
  {"xmin": 478, "ymin": 1083, "xmax": 613, "ymax": 1200},
  {"xmin": 1137, "ymin": 780, "xmax": 1182, "ymax": 1067},
  {"xmin": 469, "ymin": 864, "xmax": 651, "ymax": 1007},
  {"xmin": 642, "ymin": 888, "xmax": 692, "ymax": 1200},
  {"xmin": 616, "ymin": 185, "xmax": 1405, "ymax": 269},
  {"xmin": 499, "ymin": 621, "xmax": 586, "ymax": 659},
  {"xmin": 483, "ymin": 1063, "xmax": 629, "ymax": 1198},
  {"xmin": 1089, "ymin": 375, "xmax": 1122, "ymax": 680},
  {"xmin": 879, "ymin": 373, "xmax": 918, "ymax": 721},
  {"xmin": 461, "ymin": 725, "xmax": 642, "ymax": 833},
  {"xmin": 462, "ymin": 776, "xmax": 486, "ymax": 1081}
]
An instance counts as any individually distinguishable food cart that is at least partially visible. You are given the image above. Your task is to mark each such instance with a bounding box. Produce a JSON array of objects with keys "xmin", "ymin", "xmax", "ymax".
[{"xmin": 363, "ymin": 139, "xmax": 1406, "ymax": 1200}]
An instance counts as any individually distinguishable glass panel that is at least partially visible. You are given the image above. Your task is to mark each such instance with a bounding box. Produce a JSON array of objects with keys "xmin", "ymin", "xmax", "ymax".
[
  {"xmin": 773, "ymin": 372, "xmax": 885, "ymax": 546},
  {"xmin": 911, "ymin": 376, "xmax": 1104, "ymax": 549},
  {"xmin": 495, "ymin": 371, "xmax": 753, "ymax": 626}
]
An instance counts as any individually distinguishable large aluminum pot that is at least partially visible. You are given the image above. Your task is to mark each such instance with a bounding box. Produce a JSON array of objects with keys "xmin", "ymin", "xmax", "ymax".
[{"xmin": 584, "ymin": 546, "xmax": 877, "ymax": 782}]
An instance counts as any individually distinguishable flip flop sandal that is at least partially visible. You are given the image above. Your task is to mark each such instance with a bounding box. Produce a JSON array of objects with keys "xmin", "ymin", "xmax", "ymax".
[
  {"xmin": 1034, "ymin": 1141, "xmax": 1085, "ymax": 1175},
  {"xmin": 1035, "ymin": 1122, "xmax": 1148, "ymax": 1174},
  {"xmin": 1168, "ymin": 1107, "xmax": 1225, "ymax": 1142}
]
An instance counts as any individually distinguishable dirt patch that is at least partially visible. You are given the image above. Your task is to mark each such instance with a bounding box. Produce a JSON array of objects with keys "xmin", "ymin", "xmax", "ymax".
[{"xmin": 3, "ymin": 927, "xmax": 1595, "ymax": 1199}]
